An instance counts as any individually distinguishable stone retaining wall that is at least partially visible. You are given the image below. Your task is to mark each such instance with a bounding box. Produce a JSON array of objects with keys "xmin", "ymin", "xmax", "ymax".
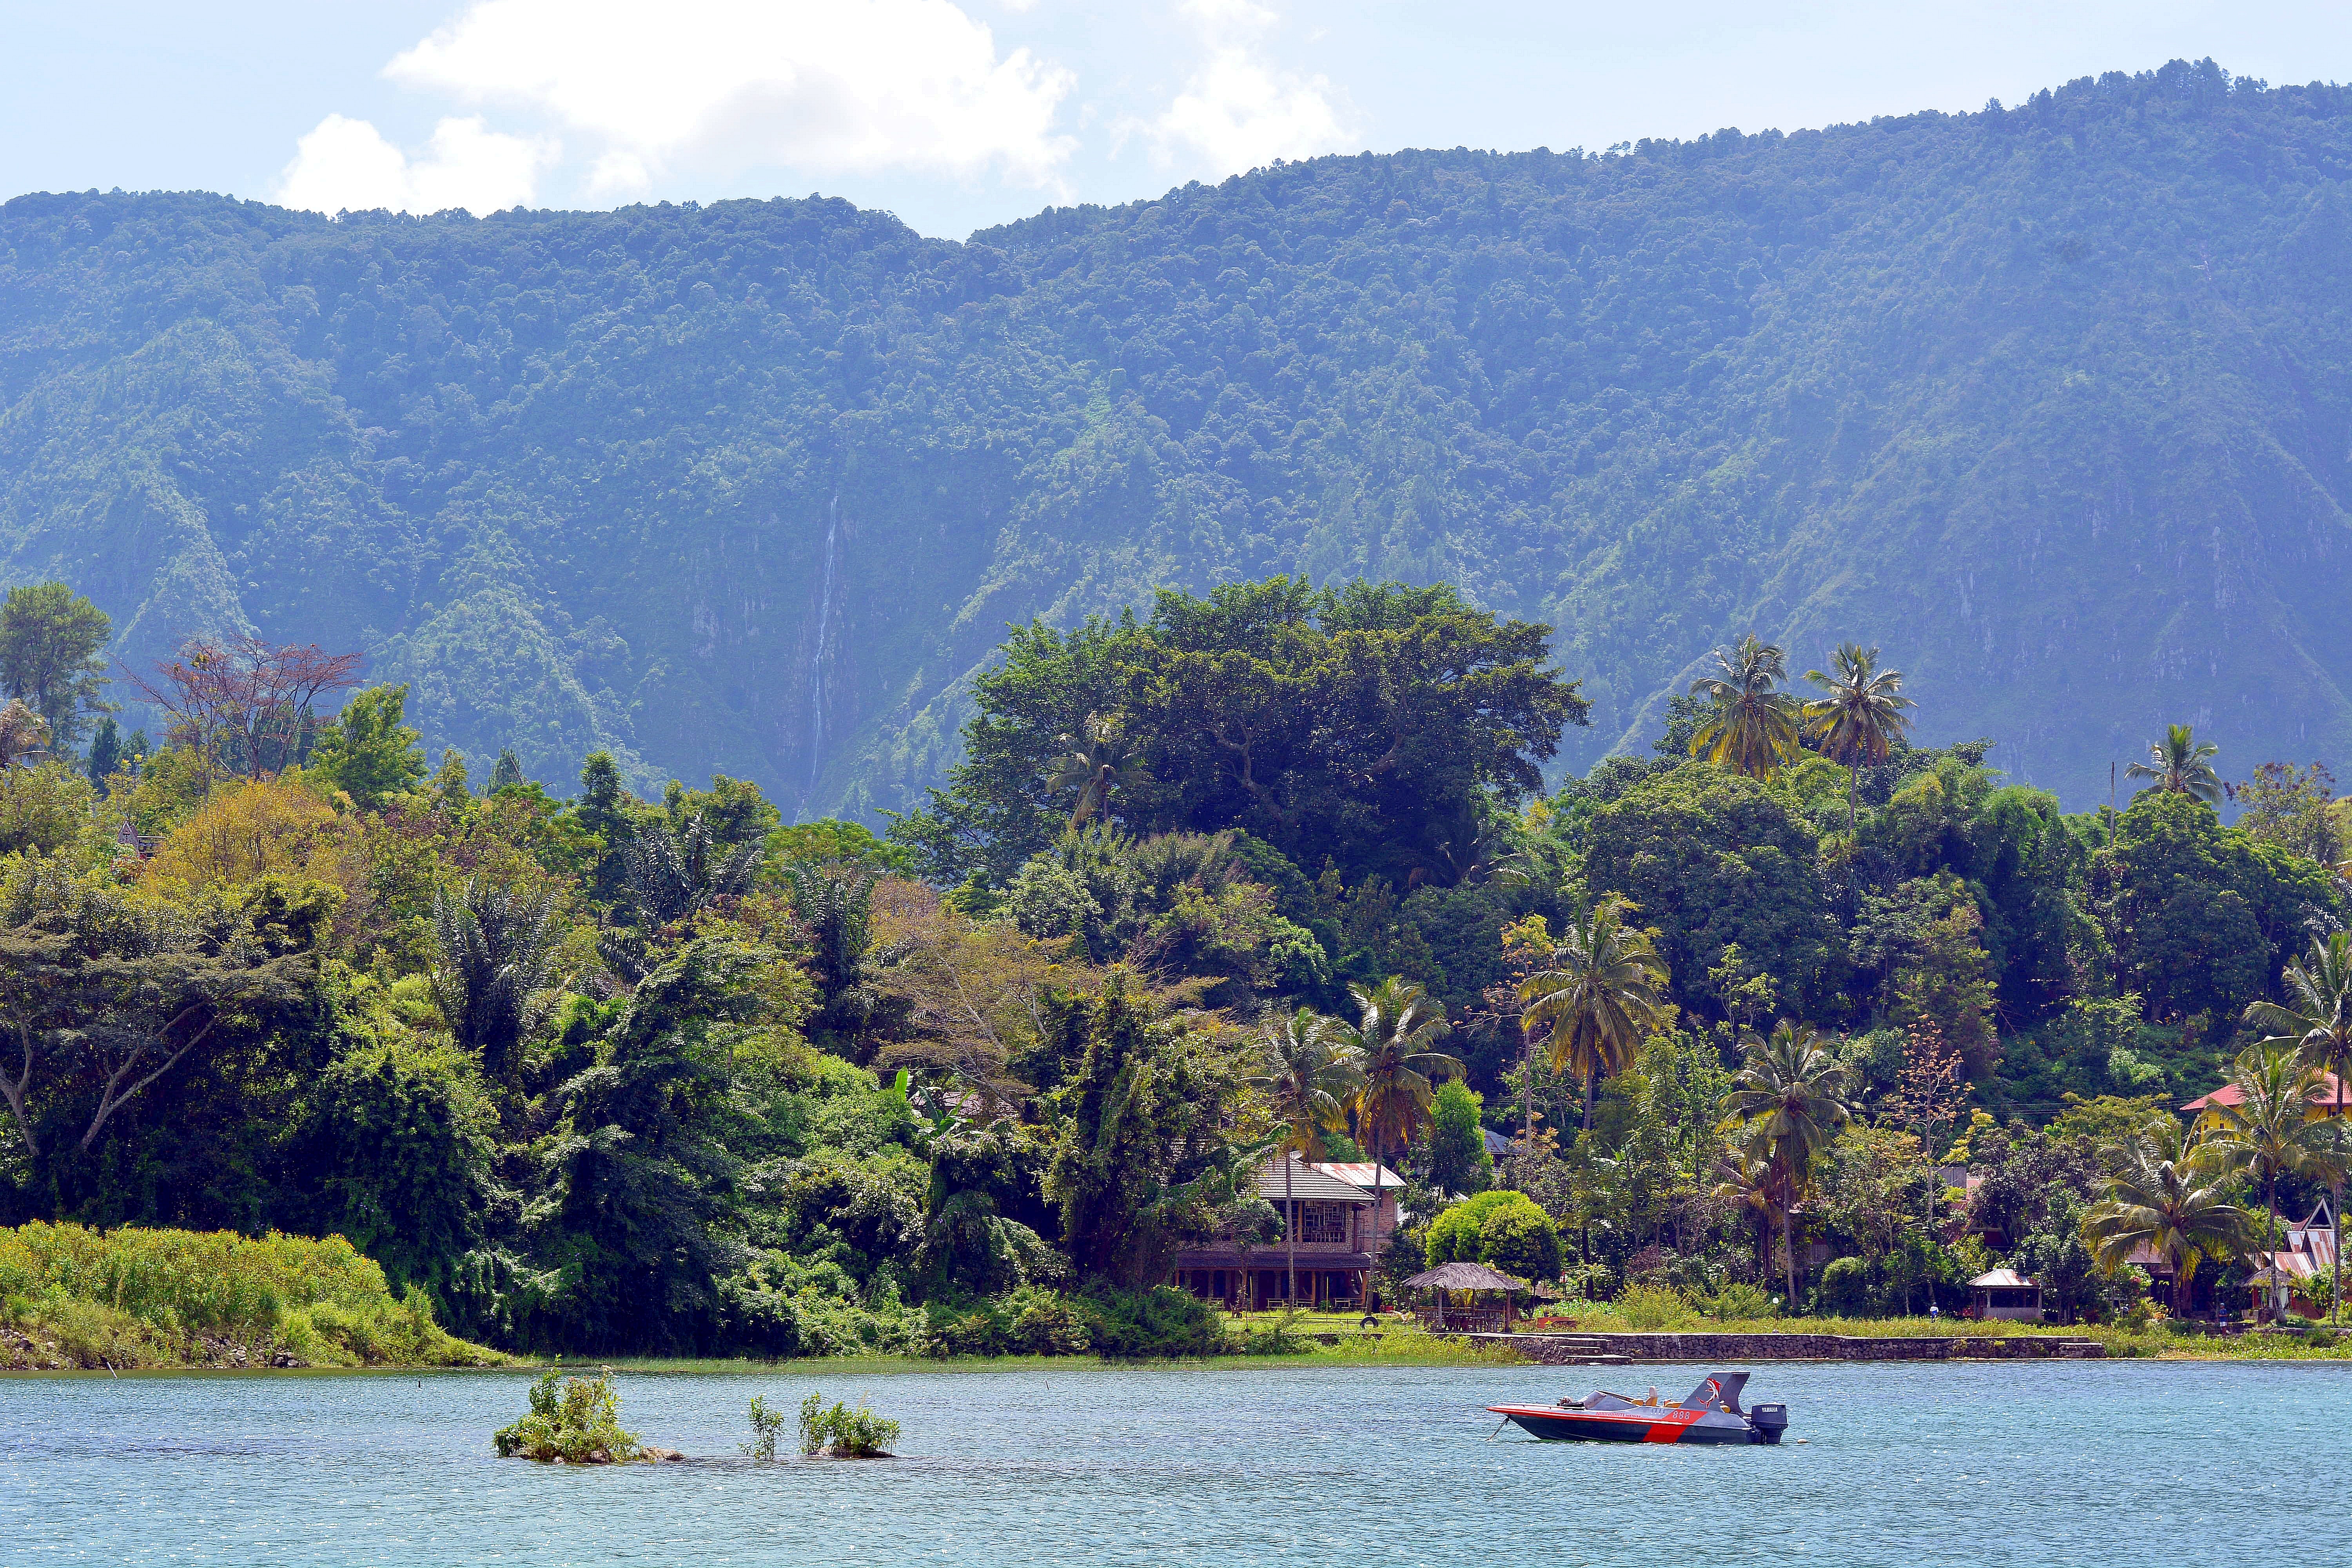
[{"xmin": 1457, "ymin": 1330, "xmax": 2106, "ymax": 1361}]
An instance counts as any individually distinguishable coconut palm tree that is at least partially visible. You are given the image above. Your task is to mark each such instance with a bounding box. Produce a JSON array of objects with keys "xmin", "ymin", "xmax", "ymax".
[
  {"xmin": 1688, "ymin": 633, "xmax": 1802, "ymax": 780},
  {"xmin": 1246, "ymin": 1007, "xmax": 1363, "ymax": 1307},
  {"xmin": 2245, "ymin": 931, "xmax": 2352, "ymax": 1319},
  {"xmin": 1710, "ymin": 1129, "xmax": 1791, "ymax": 1294},
  {"xmin": 1331, "ymin": 976, "xmax": 1464, "ymax": 1177},
  {"xmin": 1050, "ymin": 713, "xmax": 1145, "ymax": 829},
  {"xmin": 1802, "ymin": 643, "xmax": 1915, "ymax": 835},
  {"xmin": 2082, "ymin": 1121, "xmax": 2252, "ymax": 1318},
  {"xmin": 2202, "ymin": 1044, "xmax": 2322, "ymax": 1320},
  {"xmin": 2124, "ymin": 723, "xmax": 2222, "ymax": 804},
  {"xmin": 1719, "ymin": 1022, "xmax": 1857, "ymax": 1309},
  {"xmin": 1512, "ymin": 897, "xmax": 1672, "ymax": 1133}
]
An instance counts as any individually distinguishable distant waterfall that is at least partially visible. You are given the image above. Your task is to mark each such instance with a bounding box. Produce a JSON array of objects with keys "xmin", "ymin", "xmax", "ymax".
[{"xmin": 806, "ymin": 488, "xmax": 841, "ymax": 802}]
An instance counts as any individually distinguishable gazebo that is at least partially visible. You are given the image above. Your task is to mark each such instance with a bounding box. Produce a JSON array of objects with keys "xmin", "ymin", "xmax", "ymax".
[
  {"xmin": 1966, "ymin": 1269, "xmax": 2044, "ymax": 1322},
  {"xmin": 1402, "ymin": 1261, "xmax": 1529, "ymax": 1333}
]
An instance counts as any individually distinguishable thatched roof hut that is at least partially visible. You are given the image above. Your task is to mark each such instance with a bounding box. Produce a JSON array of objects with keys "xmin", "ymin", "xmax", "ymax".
[{"xmin": 1403, "ymin": 1262, "xmax": 1527, "ymax": 1293}]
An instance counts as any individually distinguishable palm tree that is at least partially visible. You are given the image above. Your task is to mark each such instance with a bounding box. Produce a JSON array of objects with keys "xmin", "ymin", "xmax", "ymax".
[
  {"xmin": 1688, "ymin": 633, "xmax": 1802, "ymax": 780},
  {"xmin": 0, "ymin": 700, "xmax": 49, "ymax": 770},
  {"xmin": 1719, "ymin": 1022, "xmax": 1857, "ymax": 1309},
  {"xmin": 1332, "ymin": 976, "xmax": 1465, "ymax": 1178},
  {"xmin": 1050, "ymin": 713, "xmax": 1144, "ymax": 829},
  {"xmin": 1710, "ymin": 1129, "xmax": 1790, "ymax": 1294},
  {"xmin": 2202, "ymin": 1045, "xmax": 2321, "ymax": 1320},
  {"xmin": 2245, "ymin": 931, "xmax": 2352, "ymax": 1320},
  {"xmin": 2083, "ymin": 1121, "xmax": 2252, "ymax": 1318},
  {"xmin": 2124, "ymin": 723, "xmax": 2222, "ymax": 804},
  {"xmin": 1245, "ymin": 1008, "xmax": 1362, "ymax": 1307},
  {"xmin": 1512, "ymin": 897, "xmax": 1672, "ymax": 1133},
  {"xmin": 1803, "ymin": 643, "xmax": 1915, "ymax": 836}
]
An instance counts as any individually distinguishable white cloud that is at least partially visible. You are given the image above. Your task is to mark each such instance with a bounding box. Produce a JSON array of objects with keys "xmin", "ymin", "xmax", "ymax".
[
  {"xmin": 274, "ymin": 113, "xmax": 553, "ymax": 215},
  {"xmin": 1150, "ymin": 0, "xmax": 1352, "ymax": 175},
  {"xmin": 383, "ymin": 0, "xmax": 1076, "ymax": 196}
]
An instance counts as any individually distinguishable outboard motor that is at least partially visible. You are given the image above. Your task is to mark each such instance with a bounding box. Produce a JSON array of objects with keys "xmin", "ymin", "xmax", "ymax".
[{"xmin": 1747, "ymin": 1403, "xmax": 1789, "ymax": 1444}]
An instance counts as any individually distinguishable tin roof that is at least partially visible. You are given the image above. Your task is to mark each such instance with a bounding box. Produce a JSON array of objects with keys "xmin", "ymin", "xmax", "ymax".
[
  {"xmin": 1310, "ymin": 1161, "xmax": 1406, "ymax": 1193},
  {"xmin": 1969, "ymin": 1269, "xmax": 2038, "ymax": 1289},
  {"xmin": 1256, "ymin": 1154, "xmax": 1374, "ymax": 1205}
]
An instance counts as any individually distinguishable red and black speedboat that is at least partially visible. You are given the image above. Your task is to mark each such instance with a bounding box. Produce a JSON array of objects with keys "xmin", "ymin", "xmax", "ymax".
[{"xmin": 1488, "ymin": 1371, "xmax": 1788, "ymax": 1445}]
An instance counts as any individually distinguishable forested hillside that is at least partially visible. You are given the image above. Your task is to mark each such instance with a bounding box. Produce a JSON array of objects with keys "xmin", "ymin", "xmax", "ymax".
[{"xmin": 5, "ymin": 58, "xmax": 2350, "ymax": 815}]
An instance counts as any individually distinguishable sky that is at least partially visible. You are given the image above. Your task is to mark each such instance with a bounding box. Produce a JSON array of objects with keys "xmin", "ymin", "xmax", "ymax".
[{"xmin": 5, "ymin": 2, "xmax": 2352, "ymax": 239}]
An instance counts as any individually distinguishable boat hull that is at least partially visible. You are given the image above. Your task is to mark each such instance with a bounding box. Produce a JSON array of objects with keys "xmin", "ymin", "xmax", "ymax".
[{"xmin": 1488, "ymin": 1406, "xmax": 1772, "ymax": 1445}]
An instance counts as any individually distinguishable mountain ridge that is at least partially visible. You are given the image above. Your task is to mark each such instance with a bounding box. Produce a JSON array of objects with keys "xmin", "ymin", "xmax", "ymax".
[{"xmin": 4, "ymin": 56, "xmax": 2348, "ymax": 815}]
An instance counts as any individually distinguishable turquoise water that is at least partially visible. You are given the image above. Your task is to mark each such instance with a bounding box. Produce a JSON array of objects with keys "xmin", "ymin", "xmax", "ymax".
[{"xmin": 3, "ymin": 1360, "xmax": 2343, "ymax": 1566}]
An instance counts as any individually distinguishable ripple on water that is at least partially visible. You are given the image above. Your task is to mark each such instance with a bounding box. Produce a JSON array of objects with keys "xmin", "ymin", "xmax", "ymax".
[{"xmin": 1, "ymin": 1360, "xmax": 2346, "ymax": 1566}]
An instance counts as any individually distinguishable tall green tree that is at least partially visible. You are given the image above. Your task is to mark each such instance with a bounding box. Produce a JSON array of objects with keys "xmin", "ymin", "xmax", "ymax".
[
  {"xmin": 1803, "ymin": 643, "xmax": 1914, "ymax": 836},
  {"xmin": 892, "ymin": 577, "xmax": 1588, "ymax": 891},
  {"xmin": 306, "ymin": 685, "xmax": 426, "ymax": 809},
  {"xmin": 1688, "ymin": 633, "xmax": 1801, "ymax": 780},
  {"xmin": 1042, "ymin": 975, "xmax": 1252, "ymax": 1289},
  {"xmin": 1245, "ymin": 1007, "xmax": 1362, "ymax": 1304},
  {"xmin": 2126, "ymin": 723, "xmax": 2223, "ymax": 803},
  {"xmin": 0, "ymin": 583, "xmax": 109, "ymax": 751},
  {"xmin": 1508, "ymin": 896, "xmax": 1672, "ymax": 1133},
  {"xmin": 1423, "ymin": 1079, "xmax": 1494, "ymax": 1200},
  {"xmin": 1719, "ymin": 1022, "xmax": 1857, "ymax": 1309}
]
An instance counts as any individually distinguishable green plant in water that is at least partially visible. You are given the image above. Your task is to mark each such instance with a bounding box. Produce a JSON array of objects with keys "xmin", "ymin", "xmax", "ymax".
[
  {"xmin": 742, "ymin": 1394, "xmax": 785, "ymax": 1461},
  {"xmin": 493, "ymin": 1371, "xmax": 644, "ymax": 1463},
  {"xmin": 796, "ymin": 1390, "xmax": 900, "ymax": 1458}
]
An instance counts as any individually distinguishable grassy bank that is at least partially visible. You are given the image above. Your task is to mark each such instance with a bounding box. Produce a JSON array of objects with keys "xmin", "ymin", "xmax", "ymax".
[
  {"xmin": 0, "ymin": 1223, "xmax": 505, "ymax": 1371},
  {"xmin": 1496, "ymin": 1309, "xmax": 2352, "ymax": 1361}
]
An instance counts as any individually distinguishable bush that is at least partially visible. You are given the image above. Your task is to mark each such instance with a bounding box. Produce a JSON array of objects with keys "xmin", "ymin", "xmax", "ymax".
[
  {"xmin": 797, "ymin": 1391, "xmax": 900, "ymax": 1457},
  {"xmin": 0, "ymin": 1221, "xmax": 497, "ymax": 1368},
  {"xmin": 1611, "ymin": 1284, "xmax": 1694, "ymax": 1330},
  {"xmin": 1425, "ymin": 1191, "xmax": 1558, "ymax": 1281},
  {"xmin": 1072, "ymin": 1287, "xmax": 1225, "ymax": 1357},
  {"xmin": 1819, "ymin": 1256, "xmax": 1870, "ymax": 1316},
  {"xmin": 494, "ymin": 1372, "xmax": 644, "ymax": 1463},
  {"xmin": 1706, "ymin": 1281, "xmax": 1776, "ymax": 1321},
  {"xmin": 1479, "ymin": 1202, "xmax": 1561, "ymax": 1282}
]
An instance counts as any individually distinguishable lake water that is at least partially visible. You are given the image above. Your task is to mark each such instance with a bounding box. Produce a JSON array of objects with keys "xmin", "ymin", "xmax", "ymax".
[{"xmin": 2, "ymin": 1359, "xmax": 2343, "ymax": 1566}]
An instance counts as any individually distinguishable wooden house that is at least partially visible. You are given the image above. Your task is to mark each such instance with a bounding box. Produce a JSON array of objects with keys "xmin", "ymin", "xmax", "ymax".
[{"xmin": 1169, "ymin": 1154, "xmax": 1405, "ymax": 1310}]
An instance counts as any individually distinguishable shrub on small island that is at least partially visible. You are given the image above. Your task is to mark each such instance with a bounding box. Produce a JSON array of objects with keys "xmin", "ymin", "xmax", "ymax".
[
  {"xmin": 743, "ymin": 1395, "xmax": 785, "ymax": 1461},
  {"xmin": 494, "ymin": 1371, "xmax": 644, "ymax": 1463},
  {"xmin": 797, "ymin": 1391, "xmax": 899, "ymax": 1457}
]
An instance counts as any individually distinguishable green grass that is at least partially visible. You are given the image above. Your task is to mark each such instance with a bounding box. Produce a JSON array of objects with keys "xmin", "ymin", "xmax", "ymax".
[
  {"xmin": 1497, "ymin": 1308, "xmax": 2352, "ymax": 1361},
  {"xmin": 0, "ymin": 1221, "xmax": 506, "ymax": 1371}
]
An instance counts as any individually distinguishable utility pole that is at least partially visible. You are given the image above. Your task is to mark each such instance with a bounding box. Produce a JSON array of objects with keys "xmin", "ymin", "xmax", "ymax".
[{"xmin": 2109, "ymin": 760, "xmax": 2117, "ymax": 850}]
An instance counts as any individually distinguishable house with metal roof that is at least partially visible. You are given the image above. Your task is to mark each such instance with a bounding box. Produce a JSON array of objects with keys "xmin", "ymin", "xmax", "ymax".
[
  {"xmin": 2244, "ymin": 1200, "xmax": 2338, "ymax": 1320},
  {"xmin": 1169, "ymin": 1153, "xmax": 1406, "ymax": 1310}
]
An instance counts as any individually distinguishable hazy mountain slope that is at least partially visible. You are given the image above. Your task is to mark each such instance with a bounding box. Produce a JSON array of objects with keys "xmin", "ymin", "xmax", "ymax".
[{"xmin": 2, "ymin": 59, "xmax": 2348, "ymax": 813}]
